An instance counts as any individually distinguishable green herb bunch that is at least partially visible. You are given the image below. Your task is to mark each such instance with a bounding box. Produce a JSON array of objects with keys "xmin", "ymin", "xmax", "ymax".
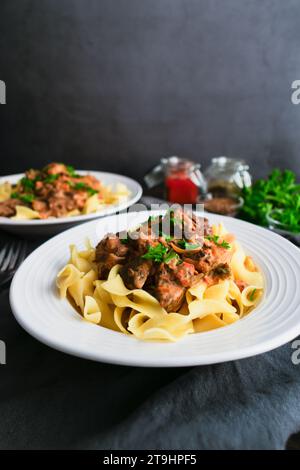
[{"xmin": 240, "ymin": 169, "xmax": 300, "ymax": 233}]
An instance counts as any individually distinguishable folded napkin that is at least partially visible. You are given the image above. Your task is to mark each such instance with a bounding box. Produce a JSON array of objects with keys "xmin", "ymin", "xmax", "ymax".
[{"xmin": 0, "ymin": 231, "xmax": 299, "ymax": 449}]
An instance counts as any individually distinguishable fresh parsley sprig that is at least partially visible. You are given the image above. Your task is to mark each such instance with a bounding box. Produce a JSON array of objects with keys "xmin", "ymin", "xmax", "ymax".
[
  {"xmin": 70, "ymin": 182, "xmax": 99, "ymax": 196},
  {"xmin": 11, "ymin": 192, "xmax": 35, "ymax": 204},
  {"xmin": 164, "ymin": 249, "xmax": 180, "ymax": 264},
  {"xmin": 240, "ymin": 169, "xmax": 300, "ymax": 233},
  {"xmin": 177, "ymin": 240, "xmax": 201, "ymax": 250},
  {"xmin": 205, "ymin": 235, "xmax": 231, "ymax": 249},
  {"xmin": 142, "ymin": 243, "xmax": 168, "ymax": 263},
  {"xmin": 44, "ymin": 174, "xmax": 60, "ymax": 184},
  {"xmin": 66, "ymin": 165, "xmax": 80, "ymax": 178},
  {"xmin": 20, "ymin": 177, "xmax": 35, "ymax": 190},
  {"xmin": 142, "ymin": 243, "xmax": 180, "ymax": 264}
]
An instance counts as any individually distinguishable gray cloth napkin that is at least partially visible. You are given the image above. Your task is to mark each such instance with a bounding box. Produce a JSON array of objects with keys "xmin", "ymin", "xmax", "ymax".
[{"xmin": 0, "ymin": 232, "xmax": 300, "ymax": 450}]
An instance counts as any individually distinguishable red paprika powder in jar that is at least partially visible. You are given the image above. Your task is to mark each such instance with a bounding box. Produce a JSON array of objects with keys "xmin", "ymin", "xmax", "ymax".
[{"xmin": 164, "ymin": 157, "xmax": 206, "ymax": 204}]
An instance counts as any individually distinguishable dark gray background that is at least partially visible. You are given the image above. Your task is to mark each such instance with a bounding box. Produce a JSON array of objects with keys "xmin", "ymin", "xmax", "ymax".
[{"xmin": 0, "ymin": 0, "xmax": 300, "ymax": 181}]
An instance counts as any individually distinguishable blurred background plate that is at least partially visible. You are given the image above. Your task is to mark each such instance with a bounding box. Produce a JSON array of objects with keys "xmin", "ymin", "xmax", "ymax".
[{"xmin": 0, "ymin": 171, "xmax": 142, "ymax": 237}]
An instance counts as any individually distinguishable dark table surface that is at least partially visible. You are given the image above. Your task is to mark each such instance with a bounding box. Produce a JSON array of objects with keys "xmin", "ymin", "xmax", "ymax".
[{"xmin": 0, "ymin": 227, "xmax": 300, "ymax": 450}]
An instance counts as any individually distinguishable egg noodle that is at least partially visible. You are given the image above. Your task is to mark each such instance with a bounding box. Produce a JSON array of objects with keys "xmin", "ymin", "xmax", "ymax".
[{"xmin": 56, "ymin": 223, "xmax": 264, "ymax": 342}]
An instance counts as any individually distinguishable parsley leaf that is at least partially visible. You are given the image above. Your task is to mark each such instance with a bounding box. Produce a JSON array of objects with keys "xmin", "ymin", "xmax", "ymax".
[
  {"xmin": 44, "ymin": 174, "xmax": 59, "ymax": 183},
  {"xmin": 164, "ymin": 249, "xmax": 180, "ymax": 264},
  {"xmin": 73, "ymin": 182, "xmax": 98, "ymax": 196},
  {"xmin": 142, "ymin": 243, "xmax": 168, "ymax": 263},
  {"xmin": 66, "ymin": 165, "xmax": 77, "ymax": 177},
  {"xmin": 205, "ymin": 235, "xmax": 231, "ymax": 249},
  {"xmin": 11, "ymin": 192, "xmax": 35, "ymax": 204},
  {"xmin": 177, "ymin": 240, "xmax": 201, "ymax": 250},
  {"xmin": 249, "ymin": 288, "xmax": 257, "ymax": 301},
  {"xmin": 20, "ymin": 177, "xmax": 35, "ymax": 190}
]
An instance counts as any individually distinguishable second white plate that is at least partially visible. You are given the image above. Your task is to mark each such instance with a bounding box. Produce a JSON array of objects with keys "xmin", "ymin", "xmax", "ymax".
[{"xmin": 0, "ymin": 170, "xmax": 142, "ymax": 236}]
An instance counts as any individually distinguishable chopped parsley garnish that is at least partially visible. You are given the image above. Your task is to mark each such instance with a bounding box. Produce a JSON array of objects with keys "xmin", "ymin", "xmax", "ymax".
[
  {"xmin": 73, "ymin": 182, "xmax": 98, "ymax": 196},
  {"xmin": 66, "ymin": 165, "xmax": 79, "ymax": 177},
  {"xmin": 87, "ymin": 188, "xmax": 99, "ymax": 196},
  {"xmin": 205, "ymin": 235, "xmax": 231, "ymax": 249},
  {"xmin": 142, "ymin": 243, "xmax": 181, "ymax": 264},
  {"xmin": 73, "ymin": 182, "xmax": 86, "ymax": 190},
  {"xmin": 44, "ymin": 173, "xmax": 59, "ymax": 183},
  {"xmin": 249, "ymin": 288, "xmax": 257, "ymax": 301},
  {"xmin": 164, "ymin": 249, "xmax": 180, "ymax": 264},
  {"xmin": 142, "ymin": 243, "xmax": 168, "ymax": 263},
  {"xmin": 20, "ymin": 177, "xmax": 35, "ymax": 190},
  {"xmin": 177, "ymin": 240, "xmax": 201, "ymax": 250},
  {"xmin": 11, "ymin": 192, "xmax": 35, "ymax": 204}
]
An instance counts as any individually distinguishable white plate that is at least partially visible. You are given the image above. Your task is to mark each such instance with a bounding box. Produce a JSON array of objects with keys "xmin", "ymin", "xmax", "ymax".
[
  {"xmin": 0, "ymin": 171, "xmax": 142, "ymax": 236},
  {"xmin": 9, "ymin": 211, "xmax": 300, "ymax": 367}
]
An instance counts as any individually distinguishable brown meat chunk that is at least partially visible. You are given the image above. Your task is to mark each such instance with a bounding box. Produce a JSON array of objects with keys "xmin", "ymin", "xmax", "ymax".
[
  {"xmin": 95, "ymin": 235, "xmax": 128, "ymax": 260},
  {"xmin": 183, "ymin": 241, "xmax": 233, "ymax": 274},
  {"xmin": 95, "ymin": 235, "xmax": 129, "ymax": 279},
  {"xmin": 171, "ymin": 262, "xmax": 195, "ymax": 288},
  {"xmin": 32, "ymin": 199, "xmax": 48, "ymax": 213},
  {"xmin": 48, "ymin": 195, "xmax": 77, "ymax": 217},
  {"xmin": 99, "ymin": 253, "xmax": 127, "ymax": 279},
  {"xmin": 155, "ymin": 264, "xmax": 186, "ymax": 312},
  {"xmin": 0, "ymin": 198, "xmax": 24, "ymax": 217},
  {"xmin": 45, "ymin": 163, "xmax": 69, "ymax": 175},
  {"xmin": 120, "ymin": 258, "xmax": 152, "ymax": 290}
]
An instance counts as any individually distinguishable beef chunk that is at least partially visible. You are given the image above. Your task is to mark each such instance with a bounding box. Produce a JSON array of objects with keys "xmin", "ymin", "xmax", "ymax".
[
  {"xmin": 155, "ymin": 264, "xmax": 186, "ymax": 312},
  {"xmin": 172, "ymin": 262, "xmax": 195, "ymax": 288},
  {"xmin": 48, "ymin": 195, "xmax": 77, "ymax": 217},
  {"xmin": 183, "ymin": 241, "xmax": 233, "ymax": 274},
  {"xmin": 120, "ymin": 258, "xmax": 152, "ymax": 290},
  {"xmin": 95, "ymin": 235, "xmax": 128, "ymax": 261},
  {"xmin": 0, "ymin": 199, "xmax": 24, "ymax": 217},
  {"xmin": 95, "ymin": 235, "xmax": 129, "ymax": 279}
]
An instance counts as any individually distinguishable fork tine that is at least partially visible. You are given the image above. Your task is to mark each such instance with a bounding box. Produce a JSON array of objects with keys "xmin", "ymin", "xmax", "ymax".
[
  {"xmin": 1, "ymin": 242, "xmax": 15, "ymax": 272},
  {"xmin": 0, "ymin": 244, "xmax": 9, "ymax": 269},
  {"xmin": 17, "ymin": 242, "xmax": 28, "ymax": 266},
  {"xmin": 8, "ymin": 241, "xmax": 27, "ymax": 271},
  {"xmin": 8, "ymin": 241, "xmax": 22, "ymax": 271}
]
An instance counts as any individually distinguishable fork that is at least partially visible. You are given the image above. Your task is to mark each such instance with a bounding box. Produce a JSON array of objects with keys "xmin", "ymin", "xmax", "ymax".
[{"xmin": 0, "ymin": 240, "xmax": 27, "ymax": 288}]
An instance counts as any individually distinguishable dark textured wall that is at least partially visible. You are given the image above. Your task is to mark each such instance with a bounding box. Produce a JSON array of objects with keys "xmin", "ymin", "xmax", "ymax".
[{"xmin": 1, "ymin": 0, "xmax": 300, "ymax": 181}]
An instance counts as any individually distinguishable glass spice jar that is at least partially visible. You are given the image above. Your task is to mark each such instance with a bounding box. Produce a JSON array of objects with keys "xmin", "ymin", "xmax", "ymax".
[
  {"xmin": 203, "ymin": 156, "xmax": 252, "ymax": 197},
  {"xmin": 162, "ymin": 157, "xmax": 207, "ymax": 204}
]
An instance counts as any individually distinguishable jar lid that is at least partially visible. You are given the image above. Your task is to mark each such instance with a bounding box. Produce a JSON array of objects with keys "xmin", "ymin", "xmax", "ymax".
[
  {"xmin": 144, "ymin": 156, "xmax": 205, "ymax": 190},
  {"xmin": 161, "ymin": 156, "xmax": 199, "ymax": 172},
  {"xmin": 211, "ymin": 156, "xmax": 249, "ymax": 170}
]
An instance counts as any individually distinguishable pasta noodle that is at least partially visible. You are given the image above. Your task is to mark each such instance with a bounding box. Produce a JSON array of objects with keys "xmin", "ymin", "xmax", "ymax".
[
  {"xmin": 11, "ymin": 205, "xmax": 40, "ymax": 220},
  {"xmin": 0, "ymin": 182, "xmax": 12, "ymax": 202},
  {"xmin": 57, "ymin": 226, "xmax": 264, "ymax": 342}
]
